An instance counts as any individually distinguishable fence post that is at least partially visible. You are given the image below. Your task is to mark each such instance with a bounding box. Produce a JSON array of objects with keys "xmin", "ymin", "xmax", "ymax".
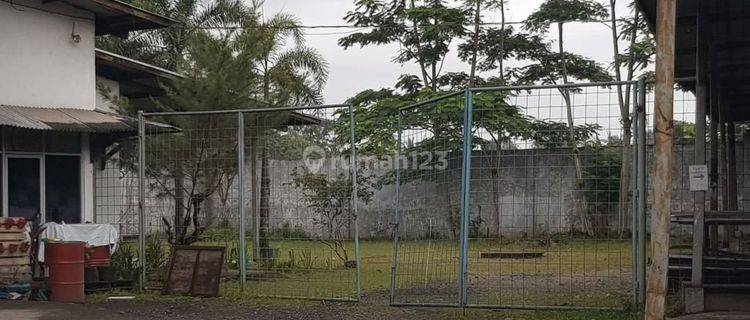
[
  {"xmin": 137, "ymin": 110, "xmax": 146, "ymax": 292},
  {"xmin": 238, "ymin": 112, "xmax": 247, "ymax": 291},
  {"xmin": 631, "ymin": 85, "xmax": 639, "ymax": 306},
  {"xmin": 637, "ymin": 77, "xmax": 647, "ymax": 307},
  {"xmin": 458, "ymin": 89, "xmax": 474, "ymax": 308},
  {"xmin": 389, "ymin": 112, "xmax": 404, "ymax": 305},
  {"xmin": 348, "ymin": 104, "xmax": 362, "ymax": 301}
]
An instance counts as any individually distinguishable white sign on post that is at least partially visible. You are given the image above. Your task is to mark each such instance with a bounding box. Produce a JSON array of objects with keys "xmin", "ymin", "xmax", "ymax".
[{"xmin": 689, "ymin": 165, "xmax": 709, "ymax": 191}]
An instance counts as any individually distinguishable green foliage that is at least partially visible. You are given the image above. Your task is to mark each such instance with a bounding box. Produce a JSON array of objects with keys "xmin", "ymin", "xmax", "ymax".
[
  {"xmin": 110, "ymin": 243, "xmax": 139, "ymax": 281},
  {"xmin": 531, "ymin": 121, "xmax": 600, "ymax": 148},
  {"xmin": 340, "ymin": 0, "xmax": 469, "ymax": 88},
  {"xmin": 279, "ymin": 248, "xmax": 317, "ymax": 270},
  {"xmin": 145, "ymin": 235, "xmax": 169, "ymax": 279},
  {"xmin": 267, "ymin": 133, "xmax": 315, "ymax": 160},
  {"xmin": 288, "ymin": 169, "xmax": 374, "ymax": 263},
  {"xmin": 673, "ymin": 120, "xmax": 695, "ymax": 143},
  {"xmin": 98, "ymin": 0, "xmax": 251, "ymax": 70},
  {"xmin": 268, "ymin": 222, "xmax": 310, "ymax": 240},
  {"xmin": 524, "ymin": 0, "xmax": 608, "ymax": 33}
]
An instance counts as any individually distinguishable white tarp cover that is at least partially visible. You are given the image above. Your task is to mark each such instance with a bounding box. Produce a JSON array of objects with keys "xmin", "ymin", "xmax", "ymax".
[{"xmin": 38, "ymin": 223, "xmax": 119, "ymax": 262}]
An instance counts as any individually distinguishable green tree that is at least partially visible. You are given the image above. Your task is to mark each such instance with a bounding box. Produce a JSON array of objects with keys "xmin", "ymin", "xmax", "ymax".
[
  {"xmin": 97, "ymin": 0, "xmax": 251, "ymax": 70},
  {"xmin": 288, "ymin": 169, "xmax": 374, "ymax": 266},
  {"xmin": 340, "ymin": 0, "xmax": 468, "ymax": 90},
  {"xmin": 235, "ymin": 11, "xmax": 330, "ymax": 262},
  {"xmin": 133, "ymin": 31, "xmax": 261, "ymax": 245},
  {"xmin": 607, "ymin": 0, "xmax": 655, "ymax": 235},
  {"xmin": 518, "ymin": 0, "xmax": 610, "ymax": 235},
  {"xmin": 99, "ymin": 0, "xmax": 254, "ymax": 244},
  {"xmin": 105, "ymin": 2, "xmax": 328, "ymax": 248},
  {"xmin": 459, "ymin": 0, "xmax": 507, "ymax": 85}
]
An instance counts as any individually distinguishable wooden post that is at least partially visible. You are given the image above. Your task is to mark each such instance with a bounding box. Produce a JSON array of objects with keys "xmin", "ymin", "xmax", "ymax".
[{"xmin": 645, "ymin": 0, "xmax": 676, "ymax": 319}]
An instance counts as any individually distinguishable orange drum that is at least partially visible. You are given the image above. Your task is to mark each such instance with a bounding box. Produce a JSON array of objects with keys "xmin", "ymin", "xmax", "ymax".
[
  {"xmin": 85, "ymin": 245, "xmax": 111, "ymax": 268},
  {"xmin": 46, "ymin": 241, "xmax": 85, "ymax": 303}
]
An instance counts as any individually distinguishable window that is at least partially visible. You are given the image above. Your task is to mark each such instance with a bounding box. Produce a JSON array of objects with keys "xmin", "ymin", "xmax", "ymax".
[
  {"xmin": 45, "ymin": 156, "xmax": 81, "ymax": 223},
  {"xmin": 7, "ymin": 157, "xmax": 41, "ymax": 221}
]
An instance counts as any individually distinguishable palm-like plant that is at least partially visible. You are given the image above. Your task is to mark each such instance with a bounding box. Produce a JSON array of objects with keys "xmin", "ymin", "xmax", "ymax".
[
  {"xmin": 101, "ymin": 1, "xmax": 329, "ymax": 251},
  {"xmin": 235, "ymin": 11, "xmax": 329, "ymax": 262},
  {"xmin": 97, "ymin": 0, "xmax": 251, "ymax": 70}
]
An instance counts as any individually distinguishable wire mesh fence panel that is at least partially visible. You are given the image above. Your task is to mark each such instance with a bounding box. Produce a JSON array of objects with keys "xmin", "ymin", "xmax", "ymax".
[
  {"xmin": 390, "ymin": 93, "xmax": 466, "ymax": 306},
  {"xmin": 241, "ymin": 106, "xmax": 360, "ymax": 301},
  {"xmin": 95, "ymin": 142, "xmax": 140, "ymax": 237},
  {"xmin": 466, "ymin": 83, "xmax": 640, "ymax": 309},
  {"xmin": 129, "ymin": 106, "xmax": 360, "ymax": 301},
  {"xmin": 389, "ymin": 82, "xmax": 651, "ymax": 310},
  {"xmin": 141, "ymin": 113, "xmax": 241, "ymax": 287}
]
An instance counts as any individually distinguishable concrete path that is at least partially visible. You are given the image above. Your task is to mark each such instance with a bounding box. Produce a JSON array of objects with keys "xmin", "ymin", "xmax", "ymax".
[{"xmin": 671, "ymin": 312, "xmax": 750, "ymax": 320}]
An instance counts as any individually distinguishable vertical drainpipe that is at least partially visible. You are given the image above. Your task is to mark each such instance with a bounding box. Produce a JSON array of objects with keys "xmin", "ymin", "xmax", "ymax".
[
  {"xmin": 238, "ymin": 112, "xmax": 246, "ymax": 291},
  {"xmin": 458, "ymin": 89, "xmax": 474, "ymax": 308},
  {"xmin": 137, "ymin": 111, "xmax": 146, "ymax": 292}
]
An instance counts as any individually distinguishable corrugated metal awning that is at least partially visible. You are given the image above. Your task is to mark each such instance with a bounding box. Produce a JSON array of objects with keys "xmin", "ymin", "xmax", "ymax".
[{"xmin": 0, "ymin": 105, "xmax": 173, "ymax": 133}]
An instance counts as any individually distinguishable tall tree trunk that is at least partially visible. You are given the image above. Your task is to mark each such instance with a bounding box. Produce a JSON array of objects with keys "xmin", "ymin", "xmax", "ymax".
[
  {"xmin": 558, "ymin": 22, "xmax": 591, "ymax": 235},
  {"xmin": 609, "ymin": 0, "xmax": 633, "ymax": 237},
  {"xmin": 493, "ymin": 142, "xmax": 502, "ymax": 236},
  {"xmin": 468, "ymin": 0, "xmax": 482, "ymax": 86},
  {"xmin": 174, "ymin": 161, "xmax": 186, "ymax": 243},
  {"xmin": 409, "ymin": 0, "xmax": 430, "ymax": 85},
  {"xmin": 498, "ymin": 0, "xmax": 505, "ymax": 84},
  {"xmin": 258, "ymin": 138, "xmax": 272, "ymax": 262},
  {"xmin": 258, "ymin": 64, "xmax": 273, "ymax": 262}
]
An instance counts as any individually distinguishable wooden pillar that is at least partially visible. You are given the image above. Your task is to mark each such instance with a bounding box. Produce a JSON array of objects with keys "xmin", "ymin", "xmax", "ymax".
[{"xmin": 645, "ymin": 0, "xmax": 676, "ymax": 319}]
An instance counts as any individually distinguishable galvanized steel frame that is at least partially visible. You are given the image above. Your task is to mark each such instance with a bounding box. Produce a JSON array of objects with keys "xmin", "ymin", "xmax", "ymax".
[
  {"xmin": 390, "ymin": 80, "xmax": 648, "ymax": 310},
  {"xmin": 136, "ymin": 104, "xmax": 361, "ymax": 301}
]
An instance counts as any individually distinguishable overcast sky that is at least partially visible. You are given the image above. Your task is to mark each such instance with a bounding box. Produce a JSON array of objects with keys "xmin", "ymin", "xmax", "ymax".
[{"xmin": 260, "ymin": 0, "xmax": 635, "ymax": 104}]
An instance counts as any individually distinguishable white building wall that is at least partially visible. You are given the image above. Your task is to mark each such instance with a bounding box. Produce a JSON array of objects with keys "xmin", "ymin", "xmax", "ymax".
[{"xmin": 0, "ymin": 0, "xmax": 96, "ymax": 109}]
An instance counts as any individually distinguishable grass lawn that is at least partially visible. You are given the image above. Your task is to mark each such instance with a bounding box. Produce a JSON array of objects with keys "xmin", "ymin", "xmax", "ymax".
[{"xmin": 114, "ymin": 233, "xmax": 637, "ymax": 319}]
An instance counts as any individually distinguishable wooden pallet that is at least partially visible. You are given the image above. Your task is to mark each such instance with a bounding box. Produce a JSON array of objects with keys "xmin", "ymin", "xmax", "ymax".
[
  {"xmin": 0, "ymin": 218, "xmax": 28, "ymax": 233},
  {"xmin": 0, "ymin": 233, "xmax": 29, "ymax": 241},
  {"xmin": 0, "ymin": 241, "xmax": 30, "ymax": 258}
]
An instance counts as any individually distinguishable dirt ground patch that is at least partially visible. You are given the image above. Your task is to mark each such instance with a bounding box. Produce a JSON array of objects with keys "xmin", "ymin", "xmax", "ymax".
[
  {"xmin": 0, "ymin": 299, "xmax": 461, "ymax": 320},
  {"xmin": 0, "ymin": 296, "xmax": 635, "ymax": 320}
]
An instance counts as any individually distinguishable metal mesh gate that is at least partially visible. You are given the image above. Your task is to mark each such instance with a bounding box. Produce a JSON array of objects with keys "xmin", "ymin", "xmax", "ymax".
[
  {"xmin": 132, "ymin": 105, "xmax": 361, "ymax": 301},
  {"xmin": 390, "ymin": 81, "xmax": 648, "ymax": 310}
]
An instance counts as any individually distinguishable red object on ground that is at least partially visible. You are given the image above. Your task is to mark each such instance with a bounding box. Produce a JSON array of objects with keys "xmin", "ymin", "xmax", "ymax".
[
  {"xmin": 84, "ymin": 245, "xmax": 111, "ymax": 268},
  {"xmin": 46, "ymin": 241, "xmax": 86, "ymax": 303}
]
